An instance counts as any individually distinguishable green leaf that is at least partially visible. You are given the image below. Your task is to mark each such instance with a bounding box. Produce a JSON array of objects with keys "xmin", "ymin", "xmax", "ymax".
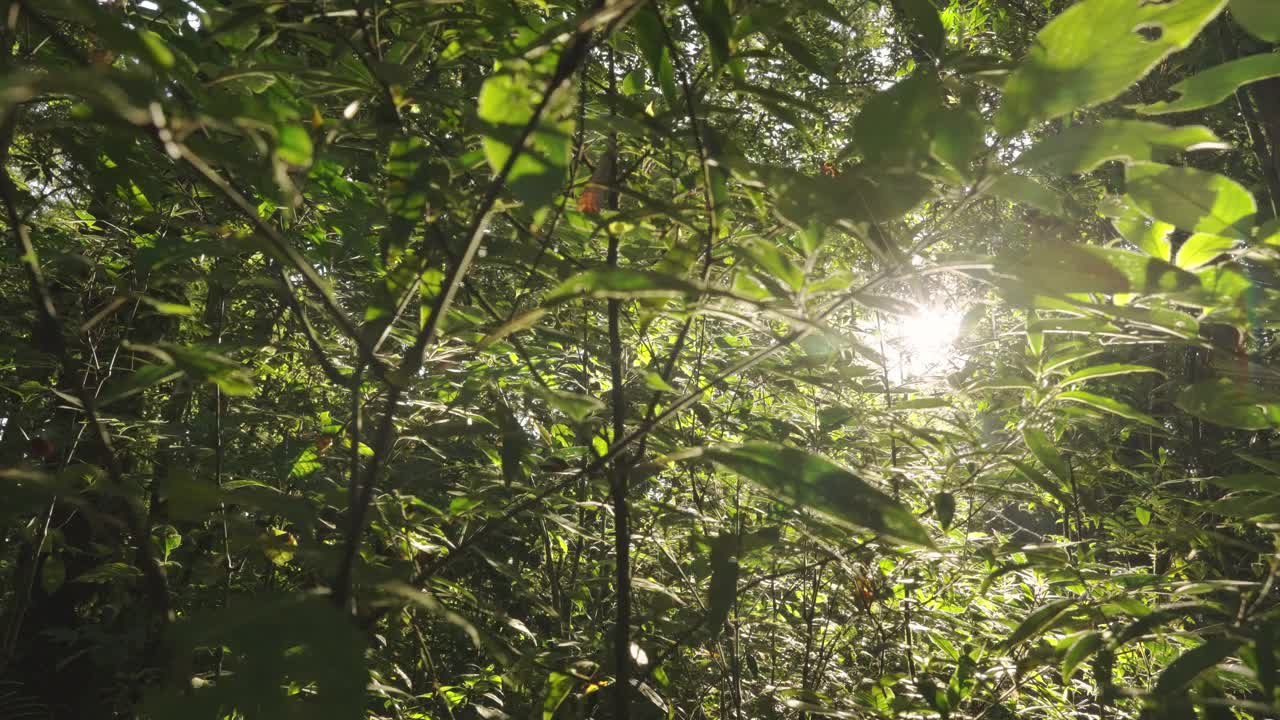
[
  {"xmin": 1056, "ymin": 390, "xmax": 1162, "ymax": 428},
  {"xmin": 137, "ymin": 296, "xmax": 195, "ymax": 316},
  {"xmin": 1059, "ymin": 363, "xmax": 1165, "ymax": 387},
  {"xmin": 1175, "ymin": 233, "xmax": 1235, "ymax": 269},
  {"xmin": 275, "ymin": 125, "xmax": 314, "ymax": 167},
  {"xmin": 1062, "ymin": 631, "xmax": 1103, "ymax": 682},
  {"xmin": 546, "ymin": 269, "xmax": 702, "ymax": 303},
  {"xmin": 890, "ymin": 0, "xmax": 946, "ymax": 59},
  {"xmin": 532, "ymin": 387, "xmax": 605, "ymax": 422},
  {"xmin": 542, "ymin": 671, "xmax": 575, "ymax": 720},
  {"xmin": 1009, "ymin": 460, "xmax": 1072, "ymax": 509},
  {"xmin": 689, "ymin": 0, "xmax": 733, "ymax": 69},
  {"xmin": 743, "ymin": 240, "xmax": 805, "ymax": 290},
  {"xmin": 478, "ymin": 69, "xmax": 574, "ymax": 212},
  {"xmin": 931, "ymin": 108, "xmax": 985, "ymax": 174},
  {"xmin": 1231, "ymin": 0, "xmax": 1280, "ymax": 41},
  {"xmin": 137, "ymin": 29, "xmax": 176, "ymax": 68},
  {"xmin": 995, "ymin": 0, "xmax": 1228, "ymax": 135},
  {"xmin": 1156, "ymin": 637, "xmax": 1243, "ymax": 693},
  {"xmin": 1135, "ymin": 506, "xmax": 1152, "ymax": 526},
  {"xmin": 998, "ymin": 244, "xmax": 1200, "ymax": 297},
  {"xmin": 703, "ymin": 443, "xmax": 932, "ymax": 546},
  {"xmin": 1005, "ymin": 598, "xmax": 1076, "ymax": 648},
  {"xmin": 1016, "ymin": 121, "xmax": 1227, "ymax": 174},
  {"xmin": 1176, "ymin": 378, "xmax": 1280, "ymax": 430},
  {"xmin": 1114, "ymin": 212, "xmax": 1174, "ymax": 262},
  {"xmin": 855, "ymin": 73, "xmax": 943, "ymax": 169},
  {"xmin": 290, "ymin": 447, "xmax": 322, "ymax": 478},
  {"xmin": 77, "ymin": 562, "xmax": 142, "ymax": 583},
  {"xmin": 1139, "ymin": 52, "xmax": 1280, "ymax": 115},
  {"xmin": 1125, "ymin": 162, "xmax": 1256, "ymax": 241},
  {"xmin": 633, "ymin": 8, "xmax": 679, "ymax": 103},
  {"xmin": 1022, "ymin": 428, "xmax": 1071, "ymax": 485}
]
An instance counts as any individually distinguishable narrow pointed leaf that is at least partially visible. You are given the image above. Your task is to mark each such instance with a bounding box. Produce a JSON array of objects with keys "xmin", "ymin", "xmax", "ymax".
[
  {"xmin": 703, "ymin": 443, "xmax": 932, "ymax": 546},
  {"xmin": 1139, "ymin": 52, "xmax": 1280, "ymax": 115}
]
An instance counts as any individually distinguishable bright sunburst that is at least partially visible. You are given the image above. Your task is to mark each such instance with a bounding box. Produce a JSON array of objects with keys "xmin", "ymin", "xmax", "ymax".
[{"xmin": 886, "ymin": 307, "xmax": 965, "ymax": 378}]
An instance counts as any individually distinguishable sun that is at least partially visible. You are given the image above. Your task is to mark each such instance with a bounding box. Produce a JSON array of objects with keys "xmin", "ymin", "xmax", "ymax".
[{"xmin": 886, "ymin": 306, "xmax": 966, "ymax": 378}]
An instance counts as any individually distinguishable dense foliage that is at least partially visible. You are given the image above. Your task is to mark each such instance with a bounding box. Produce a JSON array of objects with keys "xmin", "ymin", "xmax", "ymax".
[{"xmin": 4, "ymin": 0, "xmax": 1280, "ymax": 718}]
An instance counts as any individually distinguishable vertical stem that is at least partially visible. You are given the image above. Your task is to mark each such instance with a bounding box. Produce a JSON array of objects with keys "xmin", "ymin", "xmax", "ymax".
[{"xmin": 606, "ymin": 39, "xmax": 631, "ymax": 720}]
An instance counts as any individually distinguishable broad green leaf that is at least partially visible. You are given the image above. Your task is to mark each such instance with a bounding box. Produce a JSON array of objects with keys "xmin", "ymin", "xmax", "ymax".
[
  {"xmin": 999, "ymin": 244, "xmax": 1200, "ymax": 297},
  {"xmin": 1175, "ymin": 234, "xmax": 1235, "ymax": 269},
  {"xmin": 290, "ymin": 447, "xmax": 322, "ymax": 478},
  {"xmin": 1005, "ymin": 598, "xmax": 1076, "ymax": 648},
  {"xmin": 275, "ymin": 125, "xmax": 314, "ymax": 167},
  {"xmin": 547, "ymin": 270, "xmax": 702, "ymax": 303},
  {"xmin": 1231, "ymin": 0, "xmax": 1280, "ymax": 41},
  {"xmin": 743, "ymin": 241, "xmax": 805, "ymax": 291},
  {"xmin": 1135, "ymin": 506, "xmax": 1152, "ymax": 526},
  {"xmin": 1022, "ymin": 428, "xmax": 1071, "ymax": 485},
  {"xmin": 703, "ymin": 443, "xmax": 932, "ymax": 546},
  {"xmin": 1114, "ymin": 212, "xmax": 1174, "ymax": 262},
  {"xmin": 1056, "ymin": 390, "xmax": 1162, "ymax": 428},
  {"xmin": 855, "ymin": 73, "xmax": 943, "ymax": 169},
  {"xmin": 543, "ymin": 672, "xmax": 575, "ymax": 720},
  {"xmin": 1060, "ymin": 363, "xmax": 1165, "ymax": 387},
  {"xmin": 931, "ymin": 108, "xmax": 985, "ymax": 174},
  {"xmin": 1126, "ymin": 162, "xmax": 1256, "ymax": 241},
  {"xmin": 478, "ymin": 70, "xmax": 575, "ymax": 212},
  {"xmin": 1155, "ymin": 637, "xmax": 1243, "ymax": 693},
  {"xmin": 1177, "ymin": 378, "xmax": 1280, "ymax": 430},
  {"xmin": 1016, "ymin": 121, "xmax": 1227, "ymax": 174},
  {"xmin": 1141, "ymin": 52, "xmax": 1280, "ymax": 115},
  {"xmin": 1062, "ymin": 631, "xmax": 1103, "ymax": 682},
  {"xmin": 151, "ymin": 594, "xmax": 367, "ymax": 720},
  {"xmin": 995, "ymin": 0, "xmax": 1228, "ymax": 135}
]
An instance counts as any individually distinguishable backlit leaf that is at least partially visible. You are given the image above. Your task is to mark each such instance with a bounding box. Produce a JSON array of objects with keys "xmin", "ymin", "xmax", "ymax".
[
  {"xmin": 995, "ymin": 0, "xmax": 1227, "ymax": 135},
  {"xmin": 1125, "ymin": 162, "xmax": 1256, "ymax": 241},
  {"xmin": 703, "ymin": 443, "xmax": 932, "ymax": 546}
]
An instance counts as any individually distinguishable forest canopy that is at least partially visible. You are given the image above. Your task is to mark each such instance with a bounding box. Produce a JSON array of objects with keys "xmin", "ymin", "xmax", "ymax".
[{"xmin": 3, "ymin": 0, "xmax": 1280, "ymax": 719}]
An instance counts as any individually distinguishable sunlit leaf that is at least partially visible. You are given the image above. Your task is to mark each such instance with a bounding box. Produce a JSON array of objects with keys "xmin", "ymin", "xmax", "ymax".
[
  {"xmin": 1177, "ymin": 379, "xmax": 1280, "ymax": 430},
  {"xmin": 703, "ymin": 443, "xmax": 932, "ymax": 546},
  {"xmin": 995, "ymin": 0, "xmax": 1227, "ymax": 135},
  {"xmin": 478, "ymin": 68, "xmax": 575, "ymax": 212},
  {"xmin": 1056, "ymin": 390, "xmax": 1162, "ymax": 428},
  {"xmin": 1005, "ymin": 598, "xmax": 1076, "ymax": 647},
  {"xmin": 1059, "ymin": 363, "xmax": 1165, "ymax": 387},
  {"xmin": 1125, "ymin": 162, "xmax": 1256, "ymax": 241},
  {"xmin": 1016, "ymin": 120, "xmax": 1227, "ymax": 174}
]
